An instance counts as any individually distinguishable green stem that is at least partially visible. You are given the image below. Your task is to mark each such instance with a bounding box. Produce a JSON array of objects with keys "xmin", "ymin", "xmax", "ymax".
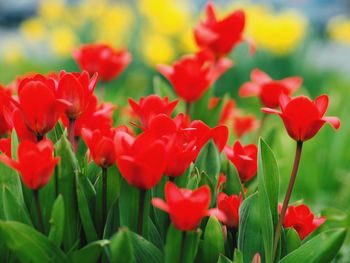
[
  {"xmin": 68, "ymin": 118, "xmax": 76, "ymax": 150},
  {"xmin": 33, "ymin": 189, "xmax": 44, "ymax": 233},
  {"xmin": 179, "ymin": 231, "xmax": 186, "ymax": 263},
  {"xmin": 102, "ymin": 167, "xmax": 108, "ymax": 227},
  {"xmin": 137, "ymin": 189, "xmax": 147, "ymax": 235},
  {"xmin": 273, "ymin": 141, "xmax": 303, "ymax": 261},
  {"xmin": 185, "ymin": 101, "xmax": 191, "ymax": 117}
]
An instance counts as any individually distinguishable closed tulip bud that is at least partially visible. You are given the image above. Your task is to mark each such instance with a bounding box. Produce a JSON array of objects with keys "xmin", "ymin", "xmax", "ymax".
[{"xmin": 217, "ymin": 192, "xmax": 242, "ymax": 228}]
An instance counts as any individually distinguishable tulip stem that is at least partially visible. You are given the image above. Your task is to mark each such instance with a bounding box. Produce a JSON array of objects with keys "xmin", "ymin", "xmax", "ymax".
[
  {"xmin": 33, "ymin": 189, "xmax": 44, "ymax": 233},
  {"xmin": 185, "ymin": 102, "xmax": 191, "ymax": 116},
  {"xmin": 68, "ymin": 118, "xmax": 76, "ymax": 150},
  {"xmin": 273, "ymin": 140, "xmax": 303, "ymax": 261},
  {"xmin": 137, "ymin": 189, "xmax": 146, "ymax": 236},
  {"xmin": 179, "ymin": 231, "xmax": 186, "ymax": 263},
  {"xmin": 102, "ymin": 167, "xmax": 107, "ymax": 227}
]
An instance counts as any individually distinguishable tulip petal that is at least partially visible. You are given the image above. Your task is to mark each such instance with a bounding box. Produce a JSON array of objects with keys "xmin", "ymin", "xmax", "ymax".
[
  {"xmin": 323, "ymin": 116, "xmax": 340, "ymax": 130},
  {"xmin": 279, "ymin": 93, "xmax": 291, "ymax": 111},
  {"xmin": 251, "ymin": 69, "xmax": 271, "ymax": 84},
  {"xmin": 194, "ymin": 25, "xmax": 219, "ymax": 46},
  {"xmin": 206, "ymin": 2, "xmax": 217, "ymax": 23},
  {"xmin": 0, "ymin": 154, "xmax": 19, "ymax": 171},
  {"xmin": 261, "ymin": 107, "xmax": 281, "ymax": 115},
  {"xmin": 239, "ymin": 82, "xmax": 260, "ymax": 97},
  {"xmin": 151, "ymin": 198, "xmax": 170, "ymax": 213},
  {"xmin": 281, "ymin": 77, "xmax": 303, "ymax": 92},
  {"xmin": 207, "ymin": 208, "xmax": 227, "ymax": 223},
  {"xmin": 315, "ymin": 94, "xmax": 329, "ymax": 116},
  {"xmin": 157, "ymin": 64, "xmax": 174, "ymax": 79}
]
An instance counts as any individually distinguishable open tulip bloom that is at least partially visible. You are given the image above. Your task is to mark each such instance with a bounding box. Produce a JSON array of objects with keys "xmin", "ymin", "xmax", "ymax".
[{"xmin": 0, "ymin": 2, "xmax": 347, "ymax": 263}]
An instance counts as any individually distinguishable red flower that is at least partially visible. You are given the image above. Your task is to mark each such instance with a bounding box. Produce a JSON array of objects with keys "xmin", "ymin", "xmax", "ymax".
[
  {"xmin": 262, "ymin": 94, "xmax": 340, "ymax": 141},
  {"xmin": 73, "ymin": 43, "xmax": 132, "ymax": 82},
  {"xmin": 115, "ymin": 130, "xmax": 167, "ymax": 189},
  {"xmin": 216, "ymin": 173, "xmax": 227, "ymax": 191},
  {"xmin": 57, "ymin": 71, "xmax": 98, "ymax": 119},
  {"xmin": 225, "ymin": 141, "xmax": 257, "ymax": 182},
  {"xmin": 81, "ymin": 128, "xmax": 117, "ymax": 168},
  {"xmin": 61, "ymin": 95, "xmax": 116, "ymax": 137},
  {"xmin": 284, "ymin": 204, "xmax": 326, "ymax": 240},
  {"xmin": 233, "ymin": 113, "xmax": 258, "ymax": 138},
  {"xmin": 0, "ymin": 137, "xmax": 11, "ymax": 158},
  {"xmin": 194, "ymin": 2, "xmax": 245, "ymax": 56},
  {"xmin": 152, "ymin": 182, "xmax": 225, "ymax": 231},
  {"xmin": 16, "ymin": 74, "xmax": 70, "ymax": 137},
  {"xmin": 217, "ymin": 192, "xmax": 242, "ymax": 228},
  {"xmin": 5, "ymin": 109, "xmax": 37, "ymax": 142},
  {"xmin": 0, "ymin": 139, "xmax": 59, "ymax": 189},
  {"xmin": 158, "ymin": 50, "xmax": 232, "ymax": 102},
  {"xmin": 128, "ymin": 95, "xmax": 178, "ymax": 128},
  {"xmin": 0, "ymin": 85, "xmax": 16, "ymax": 135},
  {"xmin": 239, "ymin": 69, "xmax": 302, "ymax": 108}
]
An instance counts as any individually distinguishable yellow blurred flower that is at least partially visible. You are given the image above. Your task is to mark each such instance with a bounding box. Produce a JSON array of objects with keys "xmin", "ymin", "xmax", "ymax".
[
  {"xmin": 140, "ymin": 0, "xmax": 191, "ymax": 36},
  {"xmin": 20, "ymin": 18, "xmax": 46, "ymax": 42},
  {"xmin": 142, "ymin": 34, "xmax": 175, "ymax": 66},
  {"xmin": 92, "ymin": 5, "xmax": 134, "ymax": 46},
  {"xmin": 49, "ymin": 26, "xmax": 78, "ymax": 57},
  {"xmin": 38, "ymin": 0, "xmax": 66, "ymax": 24},
  {"xmin": 244, "ymin": 5, "xmax": 307, "ymax": 55},
  {"xmin": 3, "ymin": 42, "xmax": 23, "ymax": 64},
  {"xmin": 327, "ymin": 16, "xmax": 350, "ymax": 45}
]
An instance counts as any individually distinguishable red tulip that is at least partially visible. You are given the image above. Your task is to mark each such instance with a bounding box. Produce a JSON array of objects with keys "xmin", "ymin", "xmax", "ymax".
[
  {"xmin": 239, "ymin": 69, "xmax": 302, "ymax": 108},
  {"xmin": 5, "ymin": 109, "xmax": 37, "ymax": 142},
  {"xmin": 216, "ymin": 173, "xmax": 227, "ymax": 191},
  {"xmin": 233, "ymin": 114, "xmax": 258, "ymax": 138},
  {"xmin": 262, "ymin": 94, "xmax": 340, "ymax": 141},
  {"xmin": 0, "ymin": 85, "xmax": 16, "ymax": 135},
  {"xmin": 81, "ymin": 128, "xmax": 118, "ymax": 168},
  {"xmin": 61, "ymin": 95, "xmax": 116, "ymax": 137},
  {"xmin": 128, "ymin": 95, "xmax": 178, "ymax": 128},
  {"xmin": 115, "ymin": 130, "xmax": 167, "ymax": 189},
  {"xmin": 152, "ymin": 182, "xmax": 225, "ymax": 231},
  {"xmin": 0, "ymin": 139, "xmax": 59, "ymax": 189},
  {"xmin": 194, "ymin": 2, "xmax": 245, "ymax": 56},
  {"xmin": 225, "ymin": 141, "xmax": 257, "ymax": 182},
  {"xmin": 73, "ymin": 43, "xmax": 132, "ymax": 83},
  {"xmin": 218, "ymin": 192, "xmax": 242, "ymax": 228},
  {"xmin": 158, "ymin": 50, "xmax": 232, "ymax": 102},
  {"xmin": 57, "ymin": 71, "xmax": 98, "ymax": 119},
  {"xmin": 15, "ymin": 74, "xmax": 70, "ymax": 138},
  {"xmin": 284, "ymin": 204, "xmax": 326, "ymax": 240},
  {"xmin": 0, "ymin": 137, "xmax": 11, "ymax": 158}
]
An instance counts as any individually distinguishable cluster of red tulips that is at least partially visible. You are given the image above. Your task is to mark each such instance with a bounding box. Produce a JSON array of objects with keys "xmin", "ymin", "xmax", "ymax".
[{"xmin": 0, "ymin": 2, "xmax": 345, "ymax": 263}]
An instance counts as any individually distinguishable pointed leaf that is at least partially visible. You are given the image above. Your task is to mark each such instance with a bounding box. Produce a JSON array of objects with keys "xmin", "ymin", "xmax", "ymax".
[{"xmin": 48, "ymin": 195, "xmax": 65, "ymax": 246}]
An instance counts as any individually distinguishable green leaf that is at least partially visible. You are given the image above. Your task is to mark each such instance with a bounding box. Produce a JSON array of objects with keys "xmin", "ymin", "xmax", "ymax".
[
  {"xmin": 153, "ymin": 76, "xmax": 177, "ymax": 101},
  {"xmin": 2, "ymin": 186, "xmax": 32, "ymax": 226},
  {"xmin": 70, "ymin": 240, "xmax": 109, "ymax": 263},
  {"xmin": 48, "ymin": 195, "xmax": 65, "ymax": 246},
  {"xmin": 225, "ymin": 162, "xmax": 245, "ymax": 197},
  {"xmin": 257, "ymin": 138, "xmax": 280, "ymax": 263},
  {"xmin": 237, "ymin": 193, "xmax": 264, "ymax": 263},
  {"xmin": 109, "ymin": 228, "xmax": 134, "ymax": 263},
  {"xmin": 47, "ymin": 121, "xmax": 65, "ymax": 143},
  {"xmin": 119, "ymin": 179, "xmax": 139, "ymax": 232},
  {"xmin": 76, "ymin": 172, "xmax": 98, "ymax": 242},
  {"xmin": 279, "ymin": 229, "xmax": 346, "ymax": 263},
  {"xmin": 0, "ymin": 220, "xmax": 67, "ymax": 262},
  {"xmin": 183, "ymin": 229, "xmax": 202, "ymax": 263},
  {"xmin": 217, "ymin": 254, "xmax": 233, "ymax": 263},
  {"xmin": 164, "ymin": 224, "xmax": 182, "ymax": 263},
  {"xmin": 285, "ymin": 228, "xmax": 301, "ymax": 254},
  {"xmin": 202, "ymin": 217, "xmax": 225, "ymax": 263},
  {"xmin": 233, "ymin": 249, "xmax": 243, "ymax": 263},
  {"xmin": 129, "ymin": 231, "xmax": 164, "ymax": 263},
  {"xmin": 55, "ymin": 133, "xmax": 80, "ymax": 251},
  {"xmin": 187, "ymin": 167, "xmax": 201, "ymax": 190},
  {"xmin": 151, "ymin": 176, "xmax": 168, "ymax": 239},
  {"xmin": 195, "ymin": 140, "xmax": 220, "ymax": 179}
]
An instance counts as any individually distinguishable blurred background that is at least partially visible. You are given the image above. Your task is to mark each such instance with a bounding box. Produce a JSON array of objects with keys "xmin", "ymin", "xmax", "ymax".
[{"xmin": 1, "ymin": 0, "xmax": 350, "ymax": 257}]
